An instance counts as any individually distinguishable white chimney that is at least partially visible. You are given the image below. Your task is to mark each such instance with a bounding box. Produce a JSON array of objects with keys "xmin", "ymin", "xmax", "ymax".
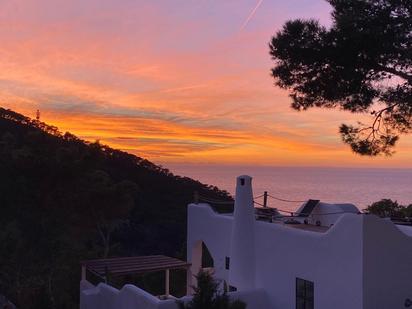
[{"xmin": 228, "ymin": 175, "xmax": 256, "ymax": 290}]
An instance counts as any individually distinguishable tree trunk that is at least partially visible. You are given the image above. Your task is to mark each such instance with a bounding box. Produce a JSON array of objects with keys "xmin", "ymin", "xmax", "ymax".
[{"xmin": 97, "ymin": 224, "xmax": 111, "ymax": 259}]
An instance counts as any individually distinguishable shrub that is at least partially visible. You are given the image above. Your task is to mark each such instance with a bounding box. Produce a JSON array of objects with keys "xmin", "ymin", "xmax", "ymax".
[{"xmin": 179, "ymin": 270, "xmax": 246, "ymax": 309}]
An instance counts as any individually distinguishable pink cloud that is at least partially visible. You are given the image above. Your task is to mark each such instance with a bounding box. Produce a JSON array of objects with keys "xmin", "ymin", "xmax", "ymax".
[{"xmin": 0, "ymin": 0, "xmax": 410, "ymax": 167}]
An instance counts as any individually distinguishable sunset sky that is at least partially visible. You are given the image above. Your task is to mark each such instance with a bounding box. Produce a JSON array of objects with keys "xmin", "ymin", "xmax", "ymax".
[{"xmin": 1, "ymin": 0, "xmax": 411, "ymax": 167}]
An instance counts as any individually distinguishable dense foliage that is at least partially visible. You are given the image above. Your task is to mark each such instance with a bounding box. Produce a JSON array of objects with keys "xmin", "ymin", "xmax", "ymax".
[
  {"xmin": 179, "ymin": 270, "xmax": 246, "ymax": 309},
  {"xmin": 0, "ymin": 107, "xmax": 232, "ymax": 308},
  {"xmin": 270, "ymin": 0, "xmax": 411, "ymax": 156},
  {"xmin": 364, "ymin": 198, "xmax": 412, "ymax": 218}
]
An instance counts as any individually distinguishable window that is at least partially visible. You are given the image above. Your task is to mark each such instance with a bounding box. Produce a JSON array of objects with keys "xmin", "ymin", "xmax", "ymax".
[
  {"xmin": 201, "ymin": 242, "xmax": 214, "ymax": 268},
  {"xmin": 225, "ymin": 257, "xmax": 230, "ymax": 270},
  {"xmin": 296, "ymin": 278, "xmax": 314, "ymax": 309}
]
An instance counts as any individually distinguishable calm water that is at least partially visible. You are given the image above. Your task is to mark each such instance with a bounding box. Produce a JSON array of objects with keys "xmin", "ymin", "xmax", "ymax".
[{"xmin": 166, "ymin": 165, "xmax": 412, "ymax": 212}]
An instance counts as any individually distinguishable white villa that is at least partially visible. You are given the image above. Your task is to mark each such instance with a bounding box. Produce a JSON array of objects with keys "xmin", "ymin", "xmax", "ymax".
[{"xmin": 80, "ymin": 175, "xmax": 412, "ymax": 309}]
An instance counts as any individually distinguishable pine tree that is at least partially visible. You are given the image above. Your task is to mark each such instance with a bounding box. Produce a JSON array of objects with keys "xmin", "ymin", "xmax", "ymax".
[{"xmin": 179, "ymin": 270, "xmax": 246, "ymax": 309}]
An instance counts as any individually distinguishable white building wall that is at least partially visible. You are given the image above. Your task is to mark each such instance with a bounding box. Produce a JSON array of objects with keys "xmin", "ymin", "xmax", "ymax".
[
  {"xmin": 187, "ymin": 203, "xmax": 233, "ymax": 285},
  {"xmin": 254, "ymin": 214, "xmax": 363, "ymax": 309},
  {"xmin": 362, "ymin": 215, "xmax": 412, "ymax": 309},
  {"xmin": 80, "ymin": 283, "xmax": 181, "ymax": 309},
  {"xmin": 187, "ymin": 202, "xmax": 412, "ymax": 309},
  {"xmin": 79, "ymin": 281, "xmax": 271, "ymax": 309},
  {"xmin": 187, "ymin": 204, "xmax": 366, "ymax": 309}
]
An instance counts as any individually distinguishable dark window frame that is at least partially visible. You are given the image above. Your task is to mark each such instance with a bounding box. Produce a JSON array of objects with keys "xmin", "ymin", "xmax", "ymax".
[
  {"xmin": 296, "ymin": 278, "xmax": 314, "ymax": 309},
  {"xmin": 225, "ymin": 256, "xmax": 230, "ymax": 270}
]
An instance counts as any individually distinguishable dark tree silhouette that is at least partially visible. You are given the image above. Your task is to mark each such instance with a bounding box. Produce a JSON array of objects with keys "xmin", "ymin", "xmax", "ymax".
[
  {"xmin": 0, "ymin": 107, "xmax": 233, "ymax": 308},
  {"xmin": 364, "ymin": 199, "xmax": 403, "ymax": 217},
  {"xmin": 178, "ymin": 270, "xmax": 246, "ymax": 309},
  {"xmin": 365, "ymin": 198, "xmax": 412, "ymax": 218},
  {"xmin": 269, "ymin": 0, "xmax": 411, "ymax": 156}
]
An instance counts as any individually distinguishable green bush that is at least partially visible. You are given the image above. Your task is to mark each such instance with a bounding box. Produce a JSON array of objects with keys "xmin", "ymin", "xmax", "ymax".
[
  {"xmin": 179, "ymin": 270, "xmax": 246, "ymax": 309},
  {"xmin": 364, "ymin": 199, "xmax": 412, "ymax": 218}
]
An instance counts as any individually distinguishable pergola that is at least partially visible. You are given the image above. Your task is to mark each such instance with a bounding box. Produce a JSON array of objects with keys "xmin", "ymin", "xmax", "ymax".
[{"xmin": 81, "ymin": 255, "xmax": 192, "ymax": 297}]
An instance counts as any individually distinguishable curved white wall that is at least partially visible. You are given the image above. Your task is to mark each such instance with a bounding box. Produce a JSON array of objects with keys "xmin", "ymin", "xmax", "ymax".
[
  {"xmin": 188, "ymin": 202, "xmax": 412, "ymax": 309},
  {"xmin": 80, "ymin": 281, "xmax": 270, "ymax": 309},
  {"xmin": 80, "ymin": 283, "xmax": 180, "ymax": 309}
]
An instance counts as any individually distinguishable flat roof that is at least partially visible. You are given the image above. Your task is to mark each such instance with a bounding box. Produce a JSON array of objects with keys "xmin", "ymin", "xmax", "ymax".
[
  {"xmin": 287, "ymin": 223, "xmax": 329, "ymax": 233},
  {"xmin": 271, "ymin": 221, "xmax": 330, "ymax": 233},
  {"xmin": 81, "ymin": 255, "xmax": 191, "ymax": 278}
]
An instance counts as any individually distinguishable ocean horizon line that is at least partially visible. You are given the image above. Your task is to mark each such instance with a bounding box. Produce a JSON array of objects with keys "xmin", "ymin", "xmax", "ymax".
[{"xmin": 161, "ymin": 163, "xmax": 412, "ymax": 171}]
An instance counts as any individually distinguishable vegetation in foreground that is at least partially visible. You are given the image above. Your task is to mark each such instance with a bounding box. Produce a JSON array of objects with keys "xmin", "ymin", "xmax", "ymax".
[
  {"xmin": 178, "ymin": 270, "xmax": 246, "ymax": 309},
  {"xmin": 0, "ymin": 107, "xmax": 232, "ymax": 308}
]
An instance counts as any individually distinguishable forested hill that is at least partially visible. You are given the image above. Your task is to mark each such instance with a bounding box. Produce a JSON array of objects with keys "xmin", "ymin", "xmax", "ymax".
[{"xmin": 0, "ymin": 107, "xmax": 232, "ymax": 308}]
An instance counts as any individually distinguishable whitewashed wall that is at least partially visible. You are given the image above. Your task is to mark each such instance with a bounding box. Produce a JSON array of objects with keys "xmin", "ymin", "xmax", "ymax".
[
  {"xmin": 80, "ymin": 281, "xmax": 270, "ymax": 309},
  {"xmin": 187, "ymin": 203, "xmax": 233, "ymax": 285},
  {"xmin": 80, "ymin": 283, "xmax": 181, "ymax": 309},
  {"xmin": 187, "ymin": 202, "xmax": 412, "ymax": 309},
  {"xmin": 253, "ymin": 213, "xmax": 363, "ymax": 309},
  {"xmin": 363, "ymin": 215, "xmax": 412, "ymax": 309}
]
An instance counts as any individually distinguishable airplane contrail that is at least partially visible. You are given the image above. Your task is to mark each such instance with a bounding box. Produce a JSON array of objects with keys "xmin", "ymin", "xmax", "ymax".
[{"xmin": 240, "ymin": 0, "xmax": 264, "ymax": 31}]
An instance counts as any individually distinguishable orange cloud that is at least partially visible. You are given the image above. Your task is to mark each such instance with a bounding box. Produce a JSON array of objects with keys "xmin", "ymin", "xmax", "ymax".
[{"xmin": 0, "ymin": 0, "xmax": 411, "ymax": 168}]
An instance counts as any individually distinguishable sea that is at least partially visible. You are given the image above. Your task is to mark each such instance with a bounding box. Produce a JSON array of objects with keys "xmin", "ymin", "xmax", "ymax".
[{"xmin": 165, "ymin": 165, "xmax": 412, "ymax": 212}]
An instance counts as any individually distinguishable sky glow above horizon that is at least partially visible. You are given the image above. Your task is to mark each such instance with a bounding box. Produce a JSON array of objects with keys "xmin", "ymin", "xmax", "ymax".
[{"xmin": 1, "ymin": 0, "xmax": 412, "ymax": 168}]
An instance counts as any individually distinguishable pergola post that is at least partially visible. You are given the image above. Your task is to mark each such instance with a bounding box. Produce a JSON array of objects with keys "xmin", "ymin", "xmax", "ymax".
[{"xmin": 165, "ymin": 269, "xmax": 170, "ymax": 297}]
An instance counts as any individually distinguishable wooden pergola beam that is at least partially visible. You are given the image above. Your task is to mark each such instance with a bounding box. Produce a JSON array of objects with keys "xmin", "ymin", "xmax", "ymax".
[{"xmin": 81, "ymin": 255, "xmax": 191, "ymax": 296}]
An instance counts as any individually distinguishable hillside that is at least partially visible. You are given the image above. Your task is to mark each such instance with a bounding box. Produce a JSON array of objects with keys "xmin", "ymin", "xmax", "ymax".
[{"xmin": 0, "ymin": 107, "xmax": 233, "ymax": 308}]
